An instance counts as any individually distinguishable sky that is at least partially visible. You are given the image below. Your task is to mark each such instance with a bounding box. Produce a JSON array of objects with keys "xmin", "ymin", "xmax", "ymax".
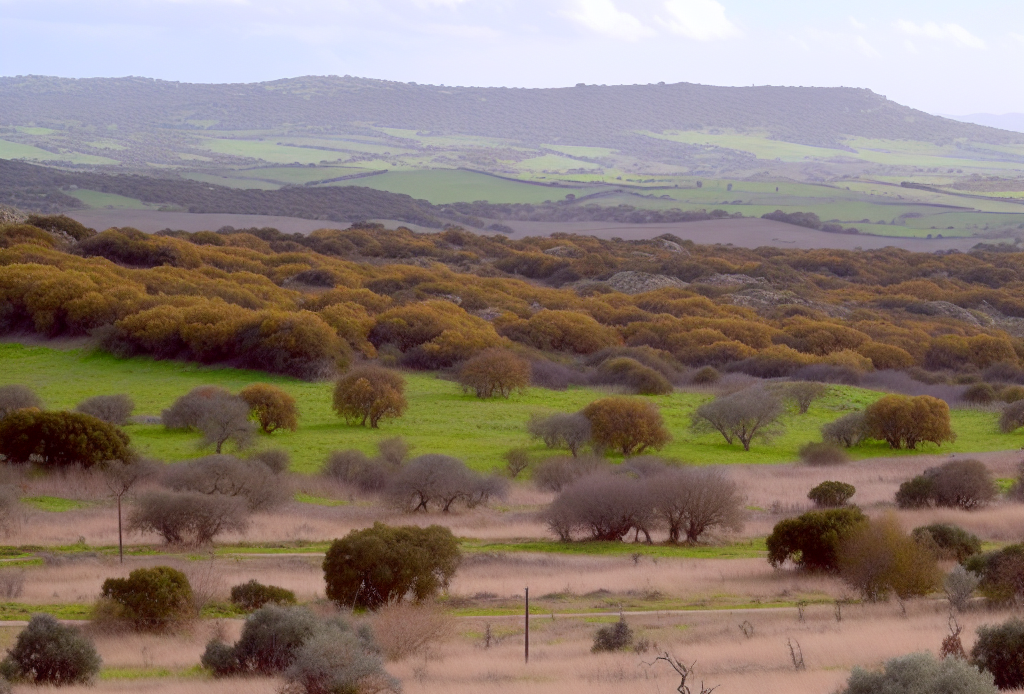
[{"xmin": 0, "ymin": 0, "xmax": 1021, "ymax": 115}]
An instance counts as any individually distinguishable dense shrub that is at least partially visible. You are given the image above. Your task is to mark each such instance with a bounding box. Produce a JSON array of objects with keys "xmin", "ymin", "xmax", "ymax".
[
  {"xmin": 0, "ymin": 384, "xmax": 42, "ymax": 419},
  {"xmin": 912, "ymin": 524, "xmax": 982, "ymax": 562},
  {"xmin": 998, "ymin": 400, "xmax": 1024, "ymax": 433},
  {"xmin": 766, "ymin": 507, "xmax": 867, "ymax": 572},
  {"xmin": 78, "ymin": 227, "xmax": 200, "ymax": 268},
  {"xmin": 530, "ymin": 359, "xmax": 580, "ymax": 390},
  {"xmin": 458, "ymin": 348, "xmax": 531, "ymax": 398},
  {"xmin": 385, "ymin": 454, "xmax": 507, "ymax": 512},
  {"xmin": 839, "ymin": 514, "xmax": 941, "ymax": 601},
  {"xmin": 690, "ymin": 366, "xmax": 720, "ymax": 385},
  {"xmin": 594, "ymin": 357, "xmax": 673, "ymax": 395},
  {"xmin": 583, "ymin": 397, "xmax": 670, "ymax": 455},
  {"xmin": 591, "ymin": 617, "xmax": 634, "ymax": 653},
  {"xmin": 239, "ymin": 383, "xmax": 298, "ymax": 433},
  {"xmin": 931, "ymin": 460, "xmax": 997, "ymax": 510},
  {"xmin": 820, "ymin": 411, "xmax": 866, "ymax": 448},
  {"xmin": 0, "ymin": 410, "xmax": 131, "ymax": 469},
  {"xmin": 333, "ymin": 366, "xmax": 407, "ymax": 428},
  {"xmin": 368, "ymin": 300, "xmax": 501, "ymax": 369},
  {"xmin": 691, "ymin": 387, "xmax": 784, "ymax": 451},
  {"xmin": 527, "ymin": 412, "xmax": 592, "ymax": 456},
  {"xmin": 324, "ymin": 450, "xmax": 394, "ymax": 493},
  {"xmin": 971, "ymin": 618, "xmax": 1024, "ymax": 690},
  {"xmin": 863, "ymin": 394, "xmax": 955, "ymax": 449},
  {"xmin": 799, "ymin": 441, "xmax": 850, "ymax": 466},
  {"xmin": 840, "ymin": 652, "xmax": 997, "ymax": 694},
  {"xmin": 808, "ymin": 481, "xmax": 855, "ymax": 507},
  {"xmin": 323, "ymin": 523, "xmax": 461, "ymax": 610},
  {"xmin": 532, "ymin": 454, "xmax": 606, "ymax": 492},
  {"xmin": 965, "ymin": 545, "xmax": 1024, "ymax": 604},
  {"xmin": 230, "ymin": 580, "xmax": 297, "ymax": 611},
  {"xmin": 162, "ymin": 386, "xmax": 231, "ymax": 430},
  {"xmin": 964, "ymin": 383, "xmax": 997, "ymax": 405},
  {"xmin": 285, "ymin": 621, "xmax": 398, "ymax": 694},
  {"xmin": 945, "ymin": 564, "xmax": 981, "ymax": 613},
  {"xmin": 249, "ymin": 448, "xmax": 290, "ymax": 474},
  {"xmin": 100, "ymin": 566, "xmax": 194, "ymax": 631},
  {"xmin": 203, "ymin": 604, "xmax": 317, "ymax": 675},
  {"xmin": 370, "ymin": 602, "xmax": 454, "ymax": 661},
  {"xmin": 128, "ymin": 490, "xmax": 248, "ymax": 545},
  {"xmin": 499, "ymin": 309, "xmax": 620, "ymax": 354},
  {"xmin": 26, "ymin": 214, "xmax": 95, "ymax": 241},
  {"xmin": 75, "ymin": 394, "xmax": 135, "ymax": 425},
  {"xmin": 162, "ymin": 454, "xmax": 285, "ymax": 511},
  {"xmin": 0, "ymin": 614, "xmax": 100, "ymax": 685}
]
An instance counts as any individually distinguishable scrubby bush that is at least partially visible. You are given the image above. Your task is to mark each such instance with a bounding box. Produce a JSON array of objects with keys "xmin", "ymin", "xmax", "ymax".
[
  {"xmin": 533, "ymin": 454, "xmax": 606, "ymax": 492},
  {"xmin": 325, "ymin": 450, "xmax": 392, "ymax": 493},
  {"xmin": 799, "ymin": 441, "xmax": 850, "ymax": 466},
  {"xmin": 458, "ymin": 348, "xmax": 531, "ymax": 398},
  {"xmin": 162, "ymin": 386, "xmax": 231, "ymax": 430},
  {"xmin": 931, "ymin": 460, "xmax": 997, "ymax": 510},
  {"xmin": 897, "ymin": 475, "xmax": 935, "ymax": 509},
  {"xmin": 239, "ymin": 383, "xmax": 298, "ymax": 433},
  {"xmin": 0, "ymin": 410, "xmax": 131, "ymax": 469},
  {"xmin": 230, "ymin": 580, "xmax": 297, "ymax": 611},
  {"xmin": 650, "ymin": 467, "xmax": 744, "ymax": 543},
  {"xmin": 530, "ymin": 359, "xmax": 580, "ymax": 390},
  {"xmin": 504, "ymin": 448, "xmax": 530, "ymax": 478},
  {"xmin": 594, "ymin": 357, "xmax": 673, "ymax": 395},
  {"xmin": 76, "ymin": 394, "xmax": 134, "ymax": 425},
  {"xmin": 821, "ymin": 411, "xmax": 866, "ymax": 448},
  {"xmin": 583, "ymin": 397, "xmax": 670, "ymax": 455},
  {"xmin": 945, "ymin": 565, "xmax": 981, "ymax": 612},
  {"xmin": 863, "ymin": 394, "xmax": 955, "ymax": 449},
  {"xmin": 370, "ymin": 602, "xmax": 454, "ymax": 661},
  {"xmin": 971, "ymin": 618, "xmax": 1024, "ymax": 690},
  {"xmin": 250, "ymin": 448, "xmax": 290, "ymax": 474},
  {"xmin": 385, "ymin": 454, "xmax": 507, "ymax": 512},
  {"xmin": 784, "ymin": 382, "xmax": 828, "ymax": 414},
  {"xmin": 808, "ymin": 481, "xmax": 856, "ymax": 507},
  {"xmin": 691, "ymin": 387, "xmax": 784, "ymax": 451},
  {"xmin": 333, "ymin": 366, "xmax": 407, "ymax": 428},
  {"xmin": 912, "ymin": 524, "xmax": 982, "ymax": 562},
  {"xmin": 839, "ymin": 514, "xmax": 941, "ymax": 601},
  {"xmin": 527, "ymin": 412, "xmax": 592, "ymax": 456},
  {"xmin": 965, "ymin": 545, "xmax": 1024, "ymax": 604},
  {"xmin": 323, "ymin": 523, "xmax": 461, "ymax": 610},
  {"xmin": 128, "ymin": 490, "xmax": 248, "ymax": 545},
  {"xmin": 591, "ymin": 617, "xmax": 633, "ymax": 653},
  {"xmin": 998, "ymin": 400, "xmax": 1024, "ymax": 433},
  {"xmin": 99, "ymin": 566, "xmax": 194, "ymax": 631},
  {"xmin": 162, "ymin": 454, "xmax": 285, "ymax": 511},
  {"xmin": 840, "ymin": 652, "xmax": 996, "ymax": 694},
  {"xmin": 203, "ymin": 604, "xmax": 317, "ymax": 676},
  {"xmin": 964, "ymin": 383, "xmax": 997, "ymax": 405},
  {"xmin": 25, "ymin": 213, "xmax": 95, "ymax": 241},
  {"xmin": 285, "ymin": 622, "xmax": 398, "ymax": 694},
  {"xmin": 0, "ymin": 384, "xmax": 41, "ymax": 420},
  {"xmin": 766, "ymin": 507, "xmax": 867, "ymax": 572},
  {"xmin": 543, "ymin": 472, "xmax": 652, "ymax": 542},
  {"xmin": 0, "ymin": 614, "xmax": 101, "ymax": 685},
  {"xmin": 690, "ymin": 366, "xmax": 720, "ymax": 385}
]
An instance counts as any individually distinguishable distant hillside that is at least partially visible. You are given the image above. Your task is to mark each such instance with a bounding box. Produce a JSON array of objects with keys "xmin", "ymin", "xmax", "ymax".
[
  {"xmin": 946, "ymin": 113, "xmax": 1024, "ymax": 135},
  {"xmin": 1, "ymin": 75, "xmax": 1018, "ymax": 149}
]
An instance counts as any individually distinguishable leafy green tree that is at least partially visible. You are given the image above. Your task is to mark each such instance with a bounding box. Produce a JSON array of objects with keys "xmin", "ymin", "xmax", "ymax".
[
  {"xmin": 332, "ymin": 366, "xmax": 407, "ymax": 428},
  {"xmin": 100, "ymin": 566, "xmax": 194, "ymax": 631},
  {"xmin": 322, "ymin": 523, "xmax": 461, "ymax": 610},
  {"xmin": 971, "ymin": 618, "xmax": 1024, "ymax": 690},
  {"xmin": 808, "ymin": 481, "xmax": 856, "ymax": 507},
  {"xmin": 0, "ymin": 614, "xmax": 100, "ymax": 686},
  {"xmin": 766, "ymin": 507, "xmax": 867, "ymax": 572},
  {"xmin": 0, "ymin": 410, "xmax": 131, "ymax": 469}
]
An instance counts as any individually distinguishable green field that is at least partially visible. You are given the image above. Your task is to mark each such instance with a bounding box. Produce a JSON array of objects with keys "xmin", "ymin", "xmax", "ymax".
[
  {"xmin": 325, "ymin": 169, "xmax": 593, "ymax": 204},
  {"xmin": 1, "ymin": 343, "xmax": 1018, "ymax": 474},
  {"xmin": 0, "ymin": 139, "xmax": 118, "ymax": 166}
]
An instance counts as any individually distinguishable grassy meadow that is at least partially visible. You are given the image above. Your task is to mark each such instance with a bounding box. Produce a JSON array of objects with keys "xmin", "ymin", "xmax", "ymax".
[{"xmin": 1, "ymin": 342, "xmax": 1017, "ymax": 474}]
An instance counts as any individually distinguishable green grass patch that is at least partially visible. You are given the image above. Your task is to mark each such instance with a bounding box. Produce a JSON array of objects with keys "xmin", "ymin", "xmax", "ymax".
[
  {"xmin": 0, "ymin": 603, "xmax": 92, "ymax": 620},
  {"xmin": 100, "ymin": 667, "xmax": 174, "ymax": 681},
  {"xmin": 2, "ymin": 342, "xmax": 1018, "ymax": 473},
  {"xmin": 66, "ymin": 189, "xmax": 158, "ymax": 210},
  {"xmin": 22, "ymin": 496, "xmax": 93, "ymax": 512},
  {"xmin": 462, "ymin": 538, "xmax": 766, "ymax": 559},
  {"xmin": 325, "ymin": 169, "xmax": 592, "ymax": 205}
]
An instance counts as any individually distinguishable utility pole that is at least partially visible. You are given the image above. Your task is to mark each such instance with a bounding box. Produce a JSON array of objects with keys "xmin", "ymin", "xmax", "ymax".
[{"xmin": 525, "ymin": 586, "xmax": 529, "ymax": 664}]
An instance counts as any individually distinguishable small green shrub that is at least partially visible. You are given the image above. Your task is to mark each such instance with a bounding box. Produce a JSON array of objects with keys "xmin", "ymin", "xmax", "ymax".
[
  {"xmin": 965, "ymin": 545, "xmax": 1024, "ymax": 604},
  {"xmin": 808, "ymin": 481, "xmax": 856, "ymax": 507},
  {"xmin": 203, "ymin": 604, "xmax": 317, "ymax": 676},
  {"xmin": 230, "ymin": 580, "xmax": 297, "ymax": 611},
  {"xmin": 912, "ymin": 524, "xmax": 982, "ymax": 562},
  {"xmin": 963, "ymin": 383, "xmax": 997, "ymax": 404},
  {"xmin": 591, "ymin": 617, "xmax": 633, "ymax": 653},
  {"xmin": 840, "ymin": 652, "xmax": 996, "ymax": 694},
  {"xmin": 0, "ymin": 614, "xmax": 101, "ymax": 685},
  {"xmin": 896, "ymin": 475, "xmax": 935, "ymax": 508},
  {"xmin": 99, "ymin": 566, "xmax": 193, "ymax": 631},
  {"xmin": 971, "ymin": 618, "xmax": 1024, "ymax": 690}
]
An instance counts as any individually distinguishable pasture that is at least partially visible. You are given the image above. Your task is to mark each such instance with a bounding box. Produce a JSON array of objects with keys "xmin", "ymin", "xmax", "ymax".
[{"xmin": 0, "ymin": 343, "xmax": 1017, "ymax": 474}]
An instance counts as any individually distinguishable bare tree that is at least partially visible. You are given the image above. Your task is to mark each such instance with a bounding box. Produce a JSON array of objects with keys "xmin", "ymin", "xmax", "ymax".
[
  {"xmin": 533, "ymin": 454, "xmax": 607, "ymax": 492},
  {"xmin": 782, "ymin": 382, "xmax": 828, "ymax": 414},
  {"xmin": 691, "ymin": 388, "xmax": 785, "ymax": 451},
  {"xmin": 821, "ymin": 412, "xmax": 866, "ymax": 447},
  {"xmin": 129, "ymin": 490, "xmax": 248, "ymax": 546},
  {"xmin": 542, "ymin": 473, "xmax": 653, "ymax": 542},
  {"xmin": 163, "ymin": 455, "xmax": 285, "ymax": 511},
  {"xmin": 386, "ymin": 454, "xmax": 507, "ymax": 512},
  {"xmin": 77, "ymin": 394, "xmax": 135, "ymax": 425},
  {"xmin": 643, "ymin": 652, "xmax": 718, "ymax": 694},
  {"xmin": 527, "ymin": 412, "xmax": 591, "ymax": 456},
  {"xmin": 104, "ymin": 458, "xmax": 158, "ymax": 563},
  {"xmin": 649, "ymin": 468, "xmax": 744, "ymax": 543},
  {"xmin": 199, "ymin": 396, "xmax": 256, "ymax": 453}
]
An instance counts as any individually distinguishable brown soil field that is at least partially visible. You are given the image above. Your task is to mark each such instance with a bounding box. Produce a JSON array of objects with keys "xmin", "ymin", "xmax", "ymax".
[{"xmin": 65, "ymin": 210, "xmax": 980, "ymax": 251}]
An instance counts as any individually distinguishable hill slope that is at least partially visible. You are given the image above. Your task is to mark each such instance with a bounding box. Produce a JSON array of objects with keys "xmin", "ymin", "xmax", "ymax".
[{"xmin": 1, "ymin": 75, "xmax": 1018, "ymax": 149}]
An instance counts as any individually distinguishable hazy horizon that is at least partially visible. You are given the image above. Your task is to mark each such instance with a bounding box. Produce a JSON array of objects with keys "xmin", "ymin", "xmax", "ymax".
[{"xmin": 0, "ymin": 0, "xmax": 1020, "ymax": 116}]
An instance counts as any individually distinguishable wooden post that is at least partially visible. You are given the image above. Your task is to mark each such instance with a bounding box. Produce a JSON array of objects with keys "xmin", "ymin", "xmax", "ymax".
[{"xmin": 525, "ymin": 586, "xmax": 529, "ymax": 664}]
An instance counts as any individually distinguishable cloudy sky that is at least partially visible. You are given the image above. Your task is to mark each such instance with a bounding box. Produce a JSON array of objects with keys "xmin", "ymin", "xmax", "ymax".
[{"xmin": 0, "ymin": 0, "xmax": 1020, "ymax": 115}]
